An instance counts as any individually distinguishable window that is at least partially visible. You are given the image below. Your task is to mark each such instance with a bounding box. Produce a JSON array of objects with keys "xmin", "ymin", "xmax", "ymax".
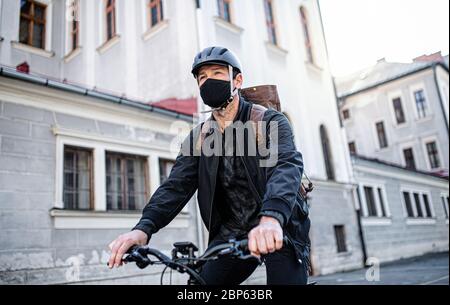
[
  {"xmin": 392, "ymin": 97, "xmax": 406, "ymax": 124},
  {"xmin": 105, "ymin": 0, "xmax": 116, "ymax": 41},
  {"xmin": 300, "ymin": 6, "xmax": 314, "ymax": 63},
  {"xmin": 441, "ymin": 195, "xmax": 449, "ymax": 219},
  {"xmin": 414, "ymin": 89, "xmax": 427, "ymax": 118},
  {"xmin": 364, "ymin": 186, "xmax": 378, "ymax": 217},
  {"xmin": 19, "ymin": 0, "xmax": 46, "ymax": 49},
  {"xmin": 342, "ymin": 109, "xmax": 350, "ymax": 120},
  {"xmin": 375, "ymin": 121, "xmax": 388, "ymax": 148},
  {"xmin": 413, "ymin": 193, "xmax": 423, "ymax": 217},
  {"xmin": 361, "ymin": 185, "xmax": 389, "ymax": 218},
  {"xmin": 403, "ymin": 148, "xmax": 416, "ymax": 170},
  {"xmin": 67, "ymin": 0, "xmax": 80, "ymax": 51},
  {"xmin": 377, "ymin": 187, "xmax": 387, "ymax": 217},
  {"xmin": 106, "ymin": 152, "xmax": 148, "ymax": 211},
  {"xmin": 159, "ymin": 158, "xmax": 174, "ymax": 184},
  {"xmin": 217, "ymin": 0, "xmax": 232, "ymax": 23},
  {"xmin": 334, "ymin": 225, "xmax": 347, "ymax": 253},
  {"xmin": 403, "ymin": 191, "xmax": 414, "ymax": 218},
  {"xmin": 403, "ymin": 190, "xmax": 434, "ymax": 219},
  {"xmin": 348, "ymin": 141, "xmax": 356, "ymax": 155},
  {"xmin": 264, "ymin": 0, "xmax": 277, "ymax": 45},
  {"xmin": 148, "ymin": 0, "xmax": 163, "ymax": 28},
  {"xmin": 422, "ymin": 194, "xmax": 433, "ymax": 218},
  {"xmin": 426, "ymin": 141, "xmax": 440, "ymax": 169},
  {"xmin": 63, "ymin": 146, "xmax": 93, "ymax": 210},
  {"xmin": 320, "ymin": 125, "xmax": 335, "ymax": 180}
]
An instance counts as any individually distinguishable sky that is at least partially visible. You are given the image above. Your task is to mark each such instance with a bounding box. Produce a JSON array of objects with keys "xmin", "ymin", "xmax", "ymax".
[{"xmin": 318, "ymin": 0, "xmax": 450, "ymax": 77}]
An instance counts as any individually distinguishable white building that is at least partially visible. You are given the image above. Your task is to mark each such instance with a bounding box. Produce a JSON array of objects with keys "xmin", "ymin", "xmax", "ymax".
[
  {"xmin": 336, "ymin": 53, "xmax": 449, "ymax": 266},
  {"xmin": 336, "ymin": 53, "xmax": 449, "ymax": 177}
]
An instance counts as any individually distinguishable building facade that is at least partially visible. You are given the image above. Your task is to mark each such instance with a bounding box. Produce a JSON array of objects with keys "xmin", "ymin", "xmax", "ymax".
[{"xmin": 336, "ymin": 54, "xmax": 449, "ymax": 268}]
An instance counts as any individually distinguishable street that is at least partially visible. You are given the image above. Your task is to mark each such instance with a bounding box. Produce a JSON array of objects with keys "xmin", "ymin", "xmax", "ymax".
[{"xmin": 310, "ymin": 252, "xmax": 449, "ymax": 285}]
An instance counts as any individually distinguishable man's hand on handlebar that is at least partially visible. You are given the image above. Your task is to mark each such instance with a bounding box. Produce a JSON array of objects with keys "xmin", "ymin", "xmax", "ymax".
[
  {"xmin": 247, "ymin": 216, "xmax": 284, "ymax": 258},
  {"xmin": 108, "ymin": 230, "xmax": 148, "ymax": 269}
]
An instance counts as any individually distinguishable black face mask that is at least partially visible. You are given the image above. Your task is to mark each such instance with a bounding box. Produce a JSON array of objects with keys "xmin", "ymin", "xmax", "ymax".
[{"xmin": 200, "ymin": 78, "xmax": 234, "ymax": 109}]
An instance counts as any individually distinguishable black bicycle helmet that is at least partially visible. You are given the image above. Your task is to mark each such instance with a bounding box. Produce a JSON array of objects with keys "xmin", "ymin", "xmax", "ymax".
[{"xmin": 191, "ymin": 46, "xmax": 242, "ymax": 78}]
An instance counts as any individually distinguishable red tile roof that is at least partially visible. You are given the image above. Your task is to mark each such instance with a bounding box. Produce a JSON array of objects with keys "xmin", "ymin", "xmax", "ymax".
[{"xmin": 150, "ymin": 97, "xmax": 198, "ymax": 116}]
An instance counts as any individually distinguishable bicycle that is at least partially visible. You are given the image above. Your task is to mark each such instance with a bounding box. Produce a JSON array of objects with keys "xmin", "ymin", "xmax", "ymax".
[{"xmin": 109, "ymin": 237, "xmax": 317, "ymax": 285}]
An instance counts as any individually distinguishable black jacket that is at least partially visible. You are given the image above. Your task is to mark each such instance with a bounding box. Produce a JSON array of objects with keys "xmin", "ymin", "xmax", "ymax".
[{"xmin": 134, "ymin": 96, "xmax": 311, "ymax": 266}]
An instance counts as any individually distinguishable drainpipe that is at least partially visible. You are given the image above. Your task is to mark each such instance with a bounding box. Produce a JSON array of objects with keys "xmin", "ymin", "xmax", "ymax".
[
  {"xmin": 432, "ymin": 64, "xmax": 449, "ymax": 136},
  {"xmin": 0, "ymin": 0, "xmax": 4, "ymax": 42},
  {"xmin": 353, "ymin": 185, "xmax": 368, "ymax": 266}
]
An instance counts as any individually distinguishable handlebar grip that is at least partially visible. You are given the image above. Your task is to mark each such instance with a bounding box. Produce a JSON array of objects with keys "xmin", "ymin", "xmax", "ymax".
[{"xmin": 238, "ymin": 236, "xmax": 290, "ymax": 252}]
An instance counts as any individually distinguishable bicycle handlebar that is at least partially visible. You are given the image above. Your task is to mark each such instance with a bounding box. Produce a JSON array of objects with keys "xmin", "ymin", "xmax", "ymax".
[{"xmin": 108, "ymin": 235, "xmax": 291, "ymax": 283}]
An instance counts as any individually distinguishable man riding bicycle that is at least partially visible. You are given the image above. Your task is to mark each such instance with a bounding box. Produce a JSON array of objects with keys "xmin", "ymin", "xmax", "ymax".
[{"xmin": 108, "ymin": 46, "xmax": 311, "ymax": 285}]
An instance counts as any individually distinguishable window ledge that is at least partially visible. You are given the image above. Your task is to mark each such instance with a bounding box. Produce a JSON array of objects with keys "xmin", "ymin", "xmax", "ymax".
[
  {"xmin": 361, "ymin": 217, "xmax": 392, "ymax": 226},
  {"xmin": 406, "ymin": 218, "xmax": 437, "ymax": 225},
  {"xmin": 213, "ymin": 16, "xmax": 244, "ymax": 35},
  {"xmin": 97, "ymin": 35, "xmax": 121, "ymax": 55},
  {"xmin": 392, "ymin": 122, "xmax": 409, "ymax": 129},
  {"xmin": 414, "ymin": 114, "xmax": 434, "ymax": 123},
  {"xmin": 305, "ymin": 60, "xmax": 323, "ymax": 73},
  {"xmin": 64, "ymin": 46, "xmax": 82, "ymax": 63},
  {"xmin": 265, "ymin": 41, "xmax": 288, "ymax": 56},
  {"xmin": 336, "ymin": 251, "xmax": 353, "ymax": 257},
  {"xmin": 375, "ymin": 146, "xmax": 390, "ymax": 152},
  {"xmin": 142, "ymin": 20, "xmax": 169, "ymax": 42},
  {"xmin": 342, "ymin": 118, "xmax": 354, "ymax": 125},
  {"xmin": 50, "ymin": 208, "xmax": 190, "ymax": 229},
  {"xmin": 11, "ymin": 41, "xmax": 55, "ymax": 58}
]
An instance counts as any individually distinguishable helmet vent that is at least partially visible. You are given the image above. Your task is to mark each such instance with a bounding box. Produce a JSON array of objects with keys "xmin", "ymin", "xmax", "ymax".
[
  {"xmin": 207, "ymin": 47, "xmax": 215, "ymax": 57},
  {"xmin": 219, "ymin": 48, "xmax": 228, "ymax": 55}
]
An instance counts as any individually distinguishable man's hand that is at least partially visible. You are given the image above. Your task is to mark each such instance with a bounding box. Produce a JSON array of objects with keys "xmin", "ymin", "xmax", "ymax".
[
  {"xmin": 108, "ymin": 230, "xmax": 148, "ymax": 269},
  {"xmin": 248, "ymin": 216, "xmax": 283, "ymax": 257}
]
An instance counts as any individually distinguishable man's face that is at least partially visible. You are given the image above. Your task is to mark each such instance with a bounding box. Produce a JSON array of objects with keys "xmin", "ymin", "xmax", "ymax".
[{"xmin": 196, "ymin": 64, "xmax": 242, "ymax": 89}]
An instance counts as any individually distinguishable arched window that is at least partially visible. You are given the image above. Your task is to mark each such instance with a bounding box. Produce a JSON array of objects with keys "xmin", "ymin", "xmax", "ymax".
[
  {"xmin": 299, "ymin": 6, "xmax": 314, "ymax": 64},
  {"xmin": 320, "ymin": 125, "xmax": 335, "ymax": 180}
]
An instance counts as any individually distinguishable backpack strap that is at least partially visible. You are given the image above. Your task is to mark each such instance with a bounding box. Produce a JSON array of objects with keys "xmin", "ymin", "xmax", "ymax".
[{"xmin": 249, "ymin": 103, "xmax": 268, "ymax": 147}]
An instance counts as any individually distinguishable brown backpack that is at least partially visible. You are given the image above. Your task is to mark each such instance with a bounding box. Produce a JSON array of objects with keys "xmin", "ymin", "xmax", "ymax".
[{"xmin": 241, "ymin": 85, "xmax": 314, "ymax": 200}]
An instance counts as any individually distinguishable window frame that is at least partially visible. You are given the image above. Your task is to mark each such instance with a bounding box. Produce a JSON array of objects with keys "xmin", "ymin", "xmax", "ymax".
[
  {"xmin": 358, "ymin": 182, "xmax": 391, "ymax": 219},
  {"xmin": 342, "ymin": 108, "xmax": 351, "ymax": 121},
  {"xmin": 147, "ymin": 0, "xmax": 164, "ymax": 29},
  {"xmin": 374, "ymin": 120, "xmax": 389, "ymax": 149},
  {"xmin": 65, "ymin": 0, "xmax": 81, "ymax": 55},
  {"xmin": 217, "ymin": 0, "xmax": 233, "ymax": 24},
  {"xmin": 421, "ymin": 136, "xmax": 443, "ymax": 171},
  {"xmin": 440, "ymin": 193, "xmax": 449, "ymax": 220},
  {"xmin": 105, "ymin": 0, "xmax": 117, "ymax": 41},
  {"xmin": 264, "ymin": 0, "xmax": 278, "ymax": 46},
  {"xmin": 63, "ymin": 145, "xmax": 94, "ymax": 210},
  {"xmin": 348, "ymin": 141, "xmax": 356, "ymax": 156},
  {"xmin": 334, "ymin": 225, "xmax": 347, "ymax": 253},
  {"xmin": 402, "ymin": 147, "xmax": 416, "ymax": 170},
  {"xmin": 19, "ymin": 0, "xmax": 47, "ymax": 49},
  {"xmin": 105, "ymin": 151, "xmax": 150, "ymax": 211},
  {"xmin": 400, "ymin": 186, "xmax": 436, "ymax": 221},
  {"xmin": 409, "ymin": 83, "xmax": 432, "ymax": 121},
  {"xmin": 299, "ymin": 6, "xmax": 314, "ymax": 64}
]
